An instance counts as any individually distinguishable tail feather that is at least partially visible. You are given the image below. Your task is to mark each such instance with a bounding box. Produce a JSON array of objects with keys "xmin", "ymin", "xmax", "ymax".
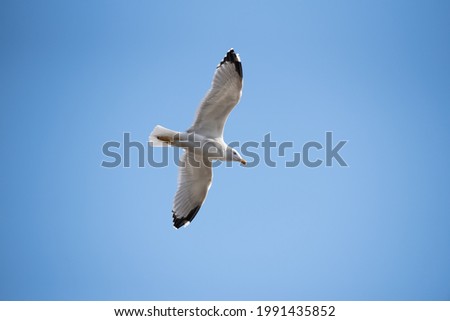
[{"xmin": 149, "ymin": 125, "xmax": 178, "ymax": 147}]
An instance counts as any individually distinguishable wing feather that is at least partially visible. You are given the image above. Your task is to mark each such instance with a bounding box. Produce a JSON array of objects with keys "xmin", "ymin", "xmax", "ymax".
[
  {"xmin": 188, "ymin": 49, "xmax": 243, "ymax": 138},
  {"xmin": 172, "ymin": 152, "xmax": 213, "ymax": 228}
]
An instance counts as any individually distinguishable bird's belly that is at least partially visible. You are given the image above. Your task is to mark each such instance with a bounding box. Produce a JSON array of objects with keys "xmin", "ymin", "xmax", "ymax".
[
  {"xmin": 176, "ymin": 133, "xmax": 225, "ymax": 161},
  {"xmin": 197, "ymin": 139, "xmax": 225, "ymax": 161}
]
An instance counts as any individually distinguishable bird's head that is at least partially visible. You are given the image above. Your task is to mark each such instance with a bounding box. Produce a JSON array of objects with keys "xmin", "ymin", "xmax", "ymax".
[{"xmin": 227, "ymin": 147, "xmax": 247, "ymax": 165}]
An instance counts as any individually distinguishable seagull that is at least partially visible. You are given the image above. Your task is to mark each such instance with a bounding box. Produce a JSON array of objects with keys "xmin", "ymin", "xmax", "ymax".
[{"xmin": 149, "ymin": 49, "xmax": 246, "ymax": 229}]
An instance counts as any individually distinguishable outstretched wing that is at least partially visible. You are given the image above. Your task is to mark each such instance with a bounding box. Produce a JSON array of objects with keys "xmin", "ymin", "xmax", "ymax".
[
  {"xmin": 188, "ymin": 48, "xmax": 243, "ymax": 139},
  {"xmin": 172, "ymin": 152, "xmax": 213, "ymax": 229}
]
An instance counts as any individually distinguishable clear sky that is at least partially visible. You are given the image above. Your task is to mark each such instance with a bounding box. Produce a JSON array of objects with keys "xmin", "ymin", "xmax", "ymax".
[{"xmin": 1, "ymin": 0, "xmax": 449, "ymax": 300}]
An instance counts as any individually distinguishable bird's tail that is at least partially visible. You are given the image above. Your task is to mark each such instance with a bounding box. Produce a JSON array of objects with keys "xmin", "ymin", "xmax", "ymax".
[{"xmin": 148, "ymin": 125, "xmax": 179, "ymax": 147}]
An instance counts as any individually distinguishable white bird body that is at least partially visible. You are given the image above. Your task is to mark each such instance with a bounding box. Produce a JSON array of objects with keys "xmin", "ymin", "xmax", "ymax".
[{"xmin": 149, "ymin": 49, "xmax": 245, "ymax": 229}]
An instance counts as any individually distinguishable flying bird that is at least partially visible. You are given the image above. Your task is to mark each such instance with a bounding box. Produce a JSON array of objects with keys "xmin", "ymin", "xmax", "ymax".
[{"xmin": 149, "ymin": 49, "xmax": 246, "ymax": 229}]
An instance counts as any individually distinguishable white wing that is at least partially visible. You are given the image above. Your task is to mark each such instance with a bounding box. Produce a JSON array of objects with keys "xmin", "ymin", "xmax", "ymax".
[
  {"xmin": 188, "ymin": 49, "xmax": 243, "ymax": 139},
  {"xmin": 172, "ymin": 152, "xmax": 213, "ymax": 229}
]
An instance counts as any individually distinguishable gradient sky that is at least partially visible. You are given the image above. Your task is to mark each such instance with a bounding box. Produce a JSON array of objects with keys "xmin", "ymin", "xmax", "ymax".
[{"xmin": 1, "ymin": 0, "xmax": 449, "ymax": 300}]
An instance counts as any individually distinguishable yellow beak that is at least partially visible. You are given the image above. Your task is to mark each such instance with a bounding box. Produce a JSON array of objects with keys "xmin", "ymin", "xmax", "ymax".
[{"xmin": 240, "ymin": 159, "xmax": 247, "ymax": 165}]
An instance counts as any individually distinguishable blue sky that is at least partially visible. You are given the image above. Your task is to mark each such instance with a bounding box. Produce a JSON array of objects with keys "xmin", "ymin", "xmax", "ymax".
[{"xmin": 1, "ymin": 0, "xmax": 449, "ymax": 300}]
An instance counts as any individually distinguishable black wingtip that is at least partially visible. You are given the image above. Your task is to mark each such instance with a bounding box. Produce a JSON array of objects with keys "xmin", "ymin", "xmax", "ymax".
[
  {"xmin": 172, "ymin": 205, "xmax": 201, "ymax": 229},
  {"xmin": 218, "ymin": 48, "xmax": 243, "ymax": 78}
]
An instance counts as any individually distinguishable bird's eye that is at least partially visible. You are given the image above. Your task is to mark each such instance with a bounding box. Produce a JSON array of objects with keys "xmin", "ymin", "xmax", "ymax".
[{"xmin": 233, "ymin": 151, "xmax": 236, "ymax": 155}]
